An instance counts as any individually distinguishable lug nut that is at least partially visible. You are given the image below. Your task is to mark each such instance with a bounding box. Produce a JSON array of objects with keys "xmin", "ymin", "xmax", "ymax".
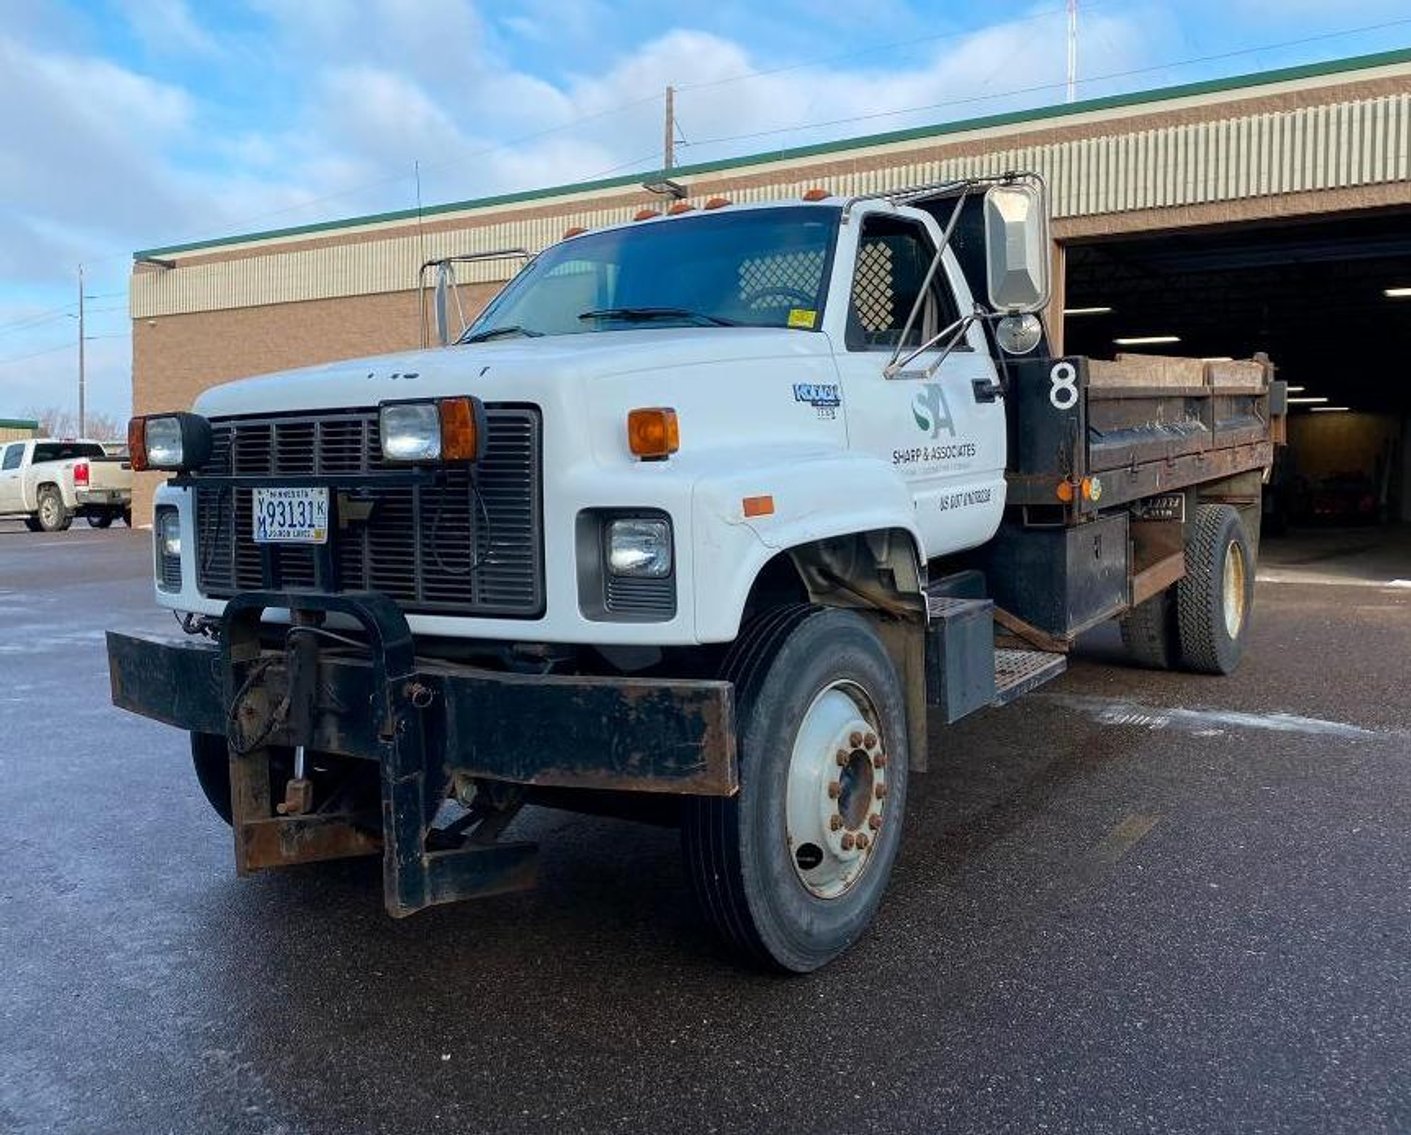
[
  {"xmin": 848, "ymin": 731, "xmax": 863, "ymax": 748},
  {"xmin": 868, "ymin": 814, "xmax": 882, "ymax": 831},
  {"xmin": 827, "ymin": 781, "xmax": 842, "ymax": 799},
  {"xmin": 835, "ymin": 750, "xmax": 849, "ymax": 767},
  {"xmin": 864, "ymin": 732, "xmax": 877, "ymax": 750},
  {"xmin": 841, "ymin": 833, "xmax": 856, "ymax": 851},
  {"xmin": 855, "ymin": 833, "xmax": 870, "ymax": 850},
  {"xmin": 873, "ymin": 753, "xmax": 888, "ymax": 769},
  {"xmin": 875, "ymin": 784, "xmax": 888, "ymax": 800},
  {"xmin": 829, "ymin": 815, "xmax": 843, "ymax": 832}
]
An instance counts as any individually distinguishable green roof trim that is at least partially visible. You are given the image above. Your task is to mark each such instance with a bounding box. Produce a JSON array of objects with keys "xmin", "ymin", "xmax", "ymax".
[
  {"xmin": 0, "ymin": 418, "xmax": 39, "ymax": 430},
  {"xmin": 135, "ymin": 45, "xmax": 1411, "ymax": 259}
]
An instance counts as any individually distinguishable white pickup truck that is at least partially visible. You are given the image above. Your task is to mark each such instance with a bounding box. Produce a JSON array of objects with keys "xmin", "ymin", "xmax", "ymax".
[
  {"xmin": 108, "ymin": 174, "xmax": 1285, "ymax": 970},
  {"xmin": 0, "ymin": 438, "xmax": 133, "ymax": 531}
]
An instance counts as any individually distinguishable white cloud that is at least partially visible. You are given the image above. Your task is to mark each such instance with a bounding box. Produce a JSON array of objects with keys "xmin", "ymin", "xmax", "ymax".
[{"xmin": 116, "ymin": 0, "xmax": 221, "ymax": 57}]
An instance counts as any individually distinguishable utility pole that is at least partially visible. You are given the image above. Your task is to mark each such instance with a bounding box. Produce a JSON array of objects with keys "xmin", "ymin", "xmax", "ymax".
[
  {"xmin": 78, "ymin": 263, "xmax": 86, "ymax": 438},
  {"xmin": 1066, "ymin": 0, "xmax": 1078, "ymax": 104},
  {"xmin": 664, "ymin": 85, "xmax": 675, "ymax": 171}
]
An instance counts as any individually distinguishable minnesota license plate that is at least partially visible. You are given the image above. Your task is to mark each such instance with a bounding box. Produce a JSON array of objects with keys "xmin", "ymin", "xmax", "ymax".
[{"xmin": 253, "ymin": 487, "xmax": 329, "ymax": 544}]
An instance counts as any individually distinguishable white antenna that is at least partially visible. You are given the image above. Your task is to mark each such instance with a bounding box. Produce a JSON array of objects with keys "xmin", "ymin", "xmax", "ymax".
[{"xmin": 1066, "ymin": 0, "xmax": 1078, "ymax": 103}]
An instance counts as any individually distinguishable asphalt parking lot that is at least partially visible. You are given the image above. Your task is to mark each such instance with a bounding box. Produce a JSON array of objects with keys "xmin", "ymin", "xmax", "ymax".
[{"xmin": 1, "ymin": 522, "xmax": 1408, "ymax": 1135}]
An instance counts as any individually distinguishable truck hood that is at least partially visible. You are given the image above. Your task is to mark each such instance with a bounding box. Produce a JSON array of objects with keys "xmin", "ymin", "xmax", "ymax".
[{"xmin": 193, "ymin": 327, "xmax": 834, "ymax": 417}]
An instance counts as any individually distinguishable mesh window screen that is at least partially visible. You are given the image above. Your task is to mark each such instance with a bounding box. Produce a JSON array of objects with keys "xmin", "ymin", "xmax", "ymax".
[{"xmin": 737, "ymin": 249, "xmax": 827, "ymax": 310}]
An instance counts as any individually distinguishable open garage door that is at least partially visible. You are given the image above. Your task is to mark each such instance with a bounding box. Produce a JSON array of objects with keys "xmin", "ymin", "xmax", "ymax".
[{"xmin": 1062, "ymin": 210, "xmax": 1411, "ymax": 535}]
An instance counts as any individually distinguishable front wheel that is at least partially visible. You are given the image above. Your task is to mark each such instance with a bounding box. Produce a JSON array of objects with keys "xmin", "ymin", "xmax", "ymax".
[
  {"xmin": 682, "ymin": 606, "xmax": 909, "ymax": 972},
  {"xmin": 86, "ymin": 511, "xmax": 115, "ymax": 529}
]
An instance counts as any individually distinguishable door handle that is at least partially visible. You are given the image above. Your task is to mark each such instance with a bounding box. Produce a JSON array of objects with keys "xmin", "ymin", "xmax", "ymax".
[{"xmin": 972, "ymin": 378, "xmax": 1004, "ymax": 403}]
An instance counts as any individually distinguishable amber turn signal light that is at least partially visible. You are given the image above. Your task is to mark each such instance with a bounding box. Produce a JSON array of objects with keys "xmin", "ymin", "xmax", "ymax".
[
  {"xmin": 627, "ymin": 408, "xmax": 680, "ymax": 460},
  {"xmin": 440, "ymin": 397, "xmax": 486, "ymax": 462},
  {"xmin": 127, "ymin": 417, "xmax": 149, "ymax": 472}
]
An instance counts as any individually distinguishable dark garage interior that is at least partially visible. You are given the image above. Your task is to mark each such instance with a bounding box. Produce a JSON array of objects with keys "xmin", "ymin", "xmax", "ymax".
[{"xmin": 1063, "ymin": 209, "xmax": 1411, "ymax": 533}]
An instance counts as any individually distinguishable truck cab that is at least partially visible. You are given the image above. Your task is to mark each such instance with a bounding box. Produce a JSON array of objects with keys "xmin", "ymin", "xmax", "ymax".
[{"xmin": 110, "ymin": 176, "xmax": 1281, "ymax": 971}]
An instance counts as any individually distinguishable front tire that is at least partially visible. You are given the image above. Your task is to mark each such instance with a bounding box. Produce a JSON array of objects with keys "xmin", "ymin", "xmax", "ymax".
[
  {"xmin": 1177, "ymin": 504, "xmax": 1255, "ymax": 675},
  {"xmin": 682, "ymin": 606, "xmax": 909, "ymax": 972},
  {"xmin": 36, "ymin": 486, "xmax": 72, "ymax": 532}
]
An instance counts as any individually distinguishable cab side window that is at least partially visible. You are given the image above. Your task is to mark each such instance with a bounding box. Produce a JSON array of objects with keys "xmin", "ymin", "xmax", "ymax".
[
  {"xmin": 1, "ymin": 444, "xmax": 23, "ymax": 471},
  {"xmin": 846, "ymin": 216, "xmax": 961, "ymax": 352}
]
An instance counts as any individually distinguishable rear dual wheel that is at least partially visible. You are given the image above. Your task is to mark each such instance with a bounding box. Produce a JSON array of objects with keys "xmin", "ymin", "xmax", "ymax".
[
  {"xmin": 1119, "ymin": 503, "xmax": 1255, "ymax": 675},
  {"xmin": 682, "ymin": 606, "xmax": 909, "ymax": 972}
]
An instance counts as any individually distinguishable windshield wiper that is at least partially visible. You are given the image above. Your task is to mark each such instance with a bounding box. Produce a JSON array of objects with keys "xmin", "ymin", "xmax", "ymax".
[
  {"xmin": 577, "ymin": 307, "xmax": 739, "ymax": 327},
  {"xmin": 461, "ymin": 324, "xmax": 543, "ymax": 343}
]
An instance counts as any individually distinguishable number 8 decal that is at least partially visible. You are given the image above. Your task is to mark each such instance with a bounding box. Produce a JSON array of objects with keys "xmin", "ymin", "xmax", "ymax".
[{"xmin": 1049, "ymin": 361, "xmax": 1079, "ymax": 410}]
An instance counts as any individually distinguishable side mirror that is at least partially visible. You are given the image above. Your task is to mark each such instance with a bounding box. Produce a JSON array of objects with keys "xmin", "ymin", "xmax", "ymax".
[
  {"xmin": 983, "ymin": 181, "xmax": 1051, "ymax": 313},
  {"xmin": 433, "ymin": 262, "xmax": 456, "ymax": 346}
]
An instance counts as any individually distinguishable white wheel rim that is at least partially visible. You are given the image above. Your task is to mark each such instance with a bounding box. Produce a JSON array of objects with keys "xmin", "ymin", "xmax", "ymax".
[
  {"xmin": 784, "ymin": 680, "xmax": 889, "ymax": 900},
  {"xmin": 1222, "ymin": 539, "xmax": 1247, "ymax": 639}
]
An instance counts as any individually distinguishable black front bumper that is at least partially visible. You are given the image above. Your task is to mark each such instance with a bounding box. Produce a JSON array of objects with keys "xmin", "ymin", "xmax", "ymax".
[{"xmin": 107, "ymin": 590, "xmax": 736, "ymax": 916}]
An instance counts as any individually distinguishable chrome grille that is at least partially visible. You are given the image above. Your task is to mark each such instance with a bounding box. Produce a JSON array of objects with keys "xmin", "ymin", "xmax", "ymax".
[{"xmin": 193, "ymin": 407, "xmax": 543, "ymax": 617}]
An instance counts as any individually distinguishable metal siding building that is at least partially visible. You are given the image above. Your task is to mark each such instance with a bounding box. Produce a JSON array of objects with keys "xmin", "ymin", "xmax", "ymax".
[{"xmin": 129, "ymin": 48, "xmax": 1411, "ymax": 522}]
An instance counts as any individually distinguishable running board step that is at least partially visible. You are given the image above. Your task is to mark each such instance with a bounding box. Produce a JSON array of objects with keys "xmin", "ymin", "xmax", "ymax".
[
  {"xmin": 925, "ymin": 588, "xmax": 1068, "ymax": 722},
  {"xmin": 993, "ymin": 648, "xmax": 1067, "ymax": 706}
]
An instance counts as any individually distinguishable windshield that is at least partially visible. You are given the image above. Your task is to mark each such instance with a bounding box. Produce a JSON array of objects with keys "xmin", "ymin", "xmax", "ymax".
[{"xmin": 461, "ymin": 205, "xmax": 840, "ymax": 341}]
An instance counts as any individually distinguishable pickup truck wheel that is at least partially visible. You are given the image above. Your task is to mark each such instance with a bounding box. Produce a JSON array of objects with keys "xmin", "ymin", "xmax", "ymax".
[
  {"xmin": 1177, "ymin": 504, "xmax": 1254, "ymax": 675},
  {"xmin": 121, "ymin": 506, "xmax": 132, "ymax": 527},
  {"xmin": 682, "ymin": 606, "xmax": 909, "ymax": 972},
  {"xmin": 36, "ymin": 486, "xmax": 72, "ymax": 532},
  {"xmin": 86, "ymin": 512, "xmax": 115, "ymax": 528},
  {"xmin": 1119, "ymin": 590, "xmax": 1177, "ymax": 669}
]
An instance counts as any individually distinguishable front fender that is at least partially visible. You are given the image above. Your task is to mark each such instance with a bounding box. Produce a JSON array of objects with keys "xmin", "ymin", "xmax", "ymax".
[{"xmin": 688, "ymin": 448, "xmax": 923, "ymax": 642}]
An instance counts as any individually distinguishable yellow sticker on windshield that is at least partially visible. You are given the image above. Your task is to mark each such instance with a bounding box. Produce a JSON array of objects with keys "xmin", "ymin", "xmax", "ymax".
[{"xmin": 787, "ymin": 308, "xmax": 817, "ymax": 329}]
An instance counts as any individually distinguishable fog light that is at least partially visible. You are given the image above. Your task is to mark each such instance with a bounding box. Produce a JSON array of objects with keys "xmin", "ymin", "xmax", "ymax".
[{"xmin": 607, "ymin": 518, "xmax": 671, "ymax": 578}]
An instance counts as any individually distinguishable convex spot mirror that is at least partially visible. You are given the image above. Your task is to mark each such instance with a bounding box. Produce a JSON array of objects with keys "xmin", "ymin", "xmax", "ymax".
[{"xmin": 983, "ymin": 181, "xmax": 1051, "ymax": 314}]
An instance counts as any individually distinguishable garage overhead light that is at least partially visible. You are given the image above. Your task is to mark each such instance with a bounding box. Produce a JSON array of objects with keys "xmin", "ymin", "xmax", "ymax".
[
  {"xmin": 1200, "ymin": 356, "xmax": 1233, "ymax": 362},
  {"xmin": 1114, "ymin": 335, "xmax": 1180, "ymax": 346},
  {"xmin": 1286, "ymin": 385, "xmax": 1306, "ymax": 393},
  {"xmin": 1063, "ymin": 306, "xmax": 1112, "ymax": 316},
  {"xmin": 1384, "ymin": 287, "xmax": 1411, "ymax": 298},
  {"xmin": 1310, "ymin": 406, "xmax": 1350, "ymax": 412},
  {"xmin": 1288, "ymin": 396, "xmax": 1329, "ymax": 404}
]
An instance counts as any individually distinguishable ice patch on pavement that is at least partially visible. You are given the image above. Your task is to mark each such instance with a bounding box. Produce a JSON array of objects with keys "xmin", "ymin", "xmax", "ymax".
[{"xmin": 1048, "ymin": 695, "xmax": 1384, "ymax": 740}]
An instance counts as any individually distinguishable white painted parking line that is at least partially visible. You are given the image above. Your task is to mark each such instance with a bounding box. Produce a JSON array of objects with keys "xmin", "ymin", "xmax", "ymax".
[{"xmin": 1045, "ymin": 694, "xmax": 1385, "ymax": 740}]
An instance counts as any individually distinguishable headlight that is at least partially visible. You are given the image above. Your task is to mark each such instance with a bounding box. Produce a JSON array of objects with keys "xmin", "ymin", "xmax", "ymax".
[
  {"xmin": 607, "ymin": 518, "xmax": 672, "ymax": 578},
  {"xmin": 147, "ymin": 417, "xmax": 184, "ymax": 466},
  {"xmin": 157, "ymin": 508, "xmax": 181, "ymax": 557},
  {"xmin": 379, "ymin": 398, "xmax": 486, "ymax": 463},
  {"xmin": 380, "ymin": 402, "xmax": 442, "ymax": 462},
  {"xmin": 130, "ymin": 412, "xmax": 213, "ymax": 472}
]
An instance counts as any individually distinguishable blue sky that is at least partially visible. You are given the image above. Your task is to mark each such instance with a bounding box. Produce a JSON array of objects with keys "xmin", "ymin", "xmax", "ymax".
[{"xmin": 2, "ymin": 0, "xmax": 1409, "ymax": 430}]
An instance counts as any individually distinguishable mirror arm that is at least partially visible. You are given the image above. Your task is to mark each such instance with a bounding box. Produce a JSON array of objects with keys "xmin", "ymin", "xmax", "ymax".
[
  {"xmin": 885, "ymin": 190, "xmax": 972, "ymax": 376},
  {"xmin": 885, "ymin": 311, "xmax": 979, "ymax": 379}
]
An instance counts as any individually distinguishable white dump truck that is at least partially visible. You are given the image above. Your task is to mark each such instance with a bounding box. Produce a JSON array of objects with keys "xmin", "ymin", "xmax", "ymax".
[{"xmin": 109, "ymin": 174, "xmax": 1284, "ymax": 970}]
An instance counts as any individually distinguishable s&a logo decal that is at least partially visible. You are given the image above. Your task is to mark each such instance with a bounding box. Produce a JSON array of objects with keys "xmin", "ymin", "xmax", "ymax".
[
  {"xmin": 912, "ymin": 383, "xmax": 956, "ymax": 438},
  {"xmin": 794, "ymin": 382, "xmax": 841, "ymax": 420}
]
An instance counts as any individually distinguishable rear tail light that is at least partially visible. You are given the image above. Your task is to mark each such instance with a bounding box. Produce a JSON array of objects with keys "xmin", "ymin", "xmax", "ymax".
[{"xmin": 73, "ymin": 461, "xmax": 89, "ymax": 487}]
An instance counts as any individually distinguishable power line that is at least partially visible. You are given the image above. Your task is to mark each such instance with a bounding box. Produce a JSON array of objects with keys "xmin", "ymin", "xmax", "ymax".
[{"xmin": 681, "ymin": 16, "xmax": 1411, "ymax": 152}]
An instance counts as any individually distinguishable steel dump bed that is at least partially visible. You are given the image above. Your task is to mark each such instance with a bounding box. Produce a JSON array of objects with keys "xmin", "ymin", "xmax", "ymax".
[{"xmin": 1004, "ymin": 352, "xmax": 1285, "ymax": 514}]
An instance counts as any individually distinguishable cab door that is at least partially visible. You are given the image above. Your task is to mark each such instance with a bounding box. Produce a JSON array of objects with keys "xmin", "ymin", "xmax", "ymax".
[
  {"xmin": 829, "ymin": 208, "xmax": 1006, "ymax": 559},
  {"xmin": 0, "ymin": 443, "xmax": 26, "ymax": 512}
]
